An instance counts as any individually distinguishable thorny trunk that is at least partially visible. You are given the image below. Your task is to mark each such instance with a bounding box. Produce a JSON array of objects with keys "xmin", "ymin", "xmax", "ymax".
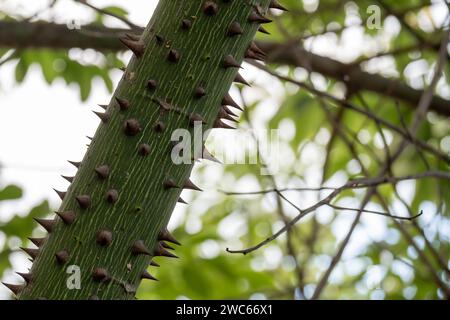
[{"xmin": 3, "ymin": 0, "xmax": 282, "ymax": 300}]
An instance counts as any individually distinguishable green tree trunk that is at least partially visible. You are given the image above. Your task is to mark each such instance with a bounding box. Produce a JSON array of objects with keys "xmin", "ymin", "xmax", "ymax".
[{"xmin": 12, "ymin": 0, "xmax": 274, "ymax": 300}]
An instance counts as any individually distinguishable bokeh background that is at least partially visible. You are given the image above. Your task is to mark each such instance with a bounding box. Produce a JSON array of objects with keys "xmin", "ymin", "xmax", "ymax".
[{"xmin": 0, "ymin": 0, "xmax": 449, "ymax": 299}]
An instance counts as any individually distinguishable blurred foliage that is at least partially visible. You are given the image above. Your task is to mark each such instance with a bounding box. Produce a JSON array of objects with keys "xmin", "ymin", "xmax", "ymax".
[{"xmin": 1, "ymin": 0, "xmax": 449, "ymax": 300}]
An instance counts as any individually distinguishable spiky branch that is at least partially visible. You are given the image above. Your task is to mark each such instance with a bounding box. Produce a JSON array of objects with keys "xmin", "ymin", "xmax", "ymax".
[{"xmin": 3, "ymin": 0, "xmax": 282, "ymax": 300}]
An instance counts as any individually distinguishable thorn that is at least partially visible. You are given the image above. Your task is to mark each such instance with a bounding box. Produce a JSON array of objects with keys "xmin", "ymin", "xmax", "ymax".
[
  {"xmin": 183, "ymin": 179, "xmax": 202, "ymax": 191},
  {"xmin": 189, "ymin": 113, "xmax": 206, "ymax": 126},
  {"xmin": 124, "ymin": 118, "xmax": 141, "ymax": 136},
  {"xmin": 258, "ymin": 26, "xmax": 270, "ymax": 35},
  {"xmin": 55, "ymin": 249, "xmax": 70, "ymax": 265},
  {"xmin": 92, "ymin": 267, "xmax": 109, "ymax": 282},
  {"xmin": 106, "ymin": 189, "xmax": 119, "ymax": 204},
  {"xmin": 222, "ymin": 93, "xmax": 243, "ymax": 111},
  {"xmin": 115, "ymin": 97, "xmax": 131, "ymax": 111},
  {"xmin": 214, "ymin": 119, "xmax": 236, "ymax": 129},
  {"xmin": 138, "ymin": 143, "xmax": 151, "ymax": 156},
  {"xmin": 96, "ymin": 230, "xmax": 113, "ymax": 247},
  {"xmin": 158, "ymin": 228, "xmax": 181, "ymax": 246},
  {"xmin": 141, "ymin": 270, "xmax": 158, "ymax": 281},
  {"xmin": 218, "ymin": 107, "xmax": 238, "ymax": 123},
  {"xmin": 249, "ymin": 42, "xmax": 267, "ymax": 56},
  {"xmin": 2, "ymin": 283, "xmax": 22, "ymax": 295},
  {"xmin": 203, "ymin": 1, "xmax": 218, "ymax": 16},
  {"xmin": 20, "ymin": 247, "xmax": 39, "ymax": 259},
  {"xmin": 155, "ymin": 34, "xmax": 164, "ymax": 45},
  {"xmin": 163, "ymin": 179, "xmax": 179, "ymax": 190},
  {"xmin": 181, "ymin": 19, "xmax": 192, "ymax": 30},
  {"xmin": 76, "ymin": 195, "xmax": 91, "ymax": 209},
  {"xmin": 125, "ymin": 33, "xmax": 141, "ymax": 41},
  {"xmin": 150, "ymin": 260, "xmax": 160, "ymax": 267},
  {"xmin": 178, "ymin": 197, "xmax": 187, "ymax": 204},
  {"xmin": 93, "ymin": 111, "xmax": 110, "ymax": 123},
  {"xmin": 56, "ymin": 210, "xmax": 76, "ymax": 225},
  {"xmin": 234, "ymin": 72, "xmax": 251, "ymax": 86},
  {"xmin": 98, "ymin": 104, "xmax": 108, "ymax": 110},
  {"xmin": 16, "ymin": 272, "xmax": 32, "ymax": 284},
  {"xmin": 245, "ymin": 48, "xmax": 265, "ymax": 61},
  {"xmin": 202, "ymin": 147, "xmax": 221, "ymax": 163},
  {"xmin": 160, "ymin": 241, "xmax": 175, "ymax": 250},
  {"xmin": 153, "ymin": 121, "xmax": 166, "ymax": 133},
  {"xmin": 270, "ymin": 0, "xmax": 288, "ymax": 11},
  {"xmin": 53, "ymin": 189, "xmax": 66, "ymax": 201},
  {"xmin": 223, "ymin": 54, "xmax": 242, "ymax": 69},
  {"xmin": 119, "ymin": 36, "xmax": 145, "ymax": 57},
  {"xmin": 228, "ymin": 21, "xmax": 244, "ymax": 36},
  {"xmin": 95, "ymin": 165, "xmax": 110, "ymax": 180},
  {"xmin": 153, "ymin": 242, "xmax": 179, "ymax": 258},
  {"xmin": 222, "ymin": 105, "xmax": 238, "ymax": 117},
  {"xmin": 248, "ymin": 10, "xmax": 272, "ymax": 24},
  {"xmin": 68, "ymin": 160, "xmax": 81, "ymax": 168},
  {"xmin": 132, "ymin": 240, "xmax": 151, "ymax": 256},
  {"xmin": 28, "ymin": 237, "xmax": 45, "ymax": 247},
  {"xmin": 147, "ymin": 79, "xmax": 157, "ymax": 90},
  {"xmin": 34, "ymin": 218, "xmax": 55, "ymax": 233},
  {"xmin": 61, "ymin": 175, "xmax": 74, "ymax": 183},
  {"xmin": 195, "ymin": 86, "xmax": 206, "ymax": 98},
  {"xmin": 167, "ymin": 49, "xmax": 181, "ymax": 63}
]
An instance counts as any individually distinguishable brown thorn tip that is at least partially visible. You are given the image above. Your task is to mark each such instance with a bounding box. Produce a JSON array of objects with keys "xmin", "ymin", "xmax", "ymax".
[
  {"xmin": 138, "ymin": 143, "xmax": 151, "ymax": 156},
  {"xmin": 203, "ymin": 1, "xmax": 218, "ymax": 16},
  {"xmin": 150, "ymin": 260, "xmax": 160, "ymax": 267},
  {"xmin": 181, "ymin": 19, "xmax": 192, "ymax": 30},
  {"xmin": 223, "ymin": 54, "xmax": 242, "ymax": 69},
  {"xmin": 95, "ymin": 165, "xmax": 110, "ymax": 180},
  {"xmin": 147, "ymin": 79, "xmax": 157, "ymax": 90},
  {"xmin": 168, "ymin": 49, "xmax": 181, "ymax": 63},
  {"xmin": 106, "ymin": 189, "xmax": 119, "ymax": 204},
  {"xmin": 68, "ymin": 160, "xmax": 81, "ymax": 168},
  {"xmin": 76, "ymin": 195, "xmax": 91, "ymax": 209},
  {"xmin": 56, "ymin": 210, "xmax": 76, "ymax": 225},
  {"xmin": 163, "ymin": 178, "xmax": 179, "ymax": 190},
  {"xmin": 234, "ymin": 73, "xmax": 250, "ymax": 86},
  {"xmin": 228, "ymin": 21, "xmax": 243, "ymax": 36},
  {"xmin": 20, "ymin": 247, "xmax": 39, "ymax": 259},
  {"xmin": 132, "ymin": 240, "xmax": 151, "ymax": 256},
  {"xmin": 222, "ymin": 93, "xmax": 243, "ymax": 111},
  {"xmin": 195, "ymin": 86, "xmax": 206, "ymax": 98},
  {"xmin": 183, "ymin": 179, "xmax": 202, "ymax": 191},
  {"xmin": 34, "ymin": 218, "xmax": 55, "ymax": 233},
  {"xmin": 161, "ymin": 241, "xmax": 175, "ymax": 250},
  {"xmin": 16, "ymin": 272, "xmax": 32, "ymax": 284},
  {"xmin": 124, "ymin": 118, "xmax": 141, "ymax": 136},
  {"xmin": 189, "ymin": 113, "xmax": 206, "ymax": 126},
  {"xmin": 214, "ymin": 119, "xmax": 236, "ymax": 129},
  {"xmin": 28, "ymin": 237, "xmax": 45, "ymax": 247},
  {"xmin": 258, "ymin": 26, "xmax": 270, "ymax": 35},
  {"xmin": 2, "ymin": 282, "xmax": 22, "ymax": 295},
  {"xmin": 248, "ymin": 10, "xmax": 272, "ymax": 24},
  {"xmin": 55, "ymin": 249, "xmax": 70, "ymax": 265},
  {"xmin": 178, "ymin": 197, "xmax": 187, "ymax": 204},
  {"xmin": 96, "ymin": 230, "xmax": 113, "ymax": 247},
  {"xmin": 93, "ymin": 111, "xmax": 110, "ymax": 123},
  {"xmin": 92, "ymin": 267, "xmax": 109, "ymax": 282},
  {"xmin": 115, "ymin": 97, "xmax": 131, "ymax": 111},
  {"xmin": 119, "ymin": 36, "xmax": 145, "ymax": 57},
  {"xmin": 61, "ymin": 175, "xmax": 74, "ymax": 183},
  {"xmin": 203, "ymin": 147, "xmax": 221, "ymax": 163},
  {"xmin": 141, "ymin": 270, "xmax": 158, "ymax": 281},
  {"xmin": 270, "ymin": 0, "xmax": 288, "ymax": 11},
  {"xmin": 53, "ymin": 189, "xmax": 66, "ymax": 201},
  {"xmin": 158, "ymin": 228, "xmax": 181, "ymax": 246},
  {"xmin": 154, "ymin": 242, "xmax": 179, "ymax": 258}
]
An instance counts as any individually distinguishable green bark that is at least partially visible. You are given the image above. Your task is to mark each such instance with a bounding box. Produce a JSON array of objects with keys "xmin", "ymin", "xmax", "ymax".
[{"xmin": 16, "ymin": 0, "xmax": 273, "ymax": 300}]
